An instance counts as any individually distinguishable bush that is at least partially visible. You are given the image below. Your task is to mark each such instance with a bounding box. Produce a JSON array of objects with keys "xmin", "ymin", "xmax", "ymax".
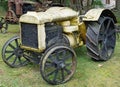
[
  {"xmin": 93, "ymin": 0, "xmax": 103, "ymax": 8},
  {"xmin": 0, "ymin": 0, "xmax": 8, "ymax": 11}
]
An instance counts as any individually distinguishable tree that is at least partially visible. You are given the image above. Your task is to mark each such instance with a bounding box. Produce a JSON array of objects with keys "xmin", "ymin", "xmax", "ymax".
[
  {"xmin": 0, "ymin": 0, "xmax": 8, "ymax": 10},
  {"xmin": 116, "ymin": 0, "xmax": 120, "ymax": 10},
  {"xmin": 93, "ymin": 0, "xmax": 103, "ymax": 8}
]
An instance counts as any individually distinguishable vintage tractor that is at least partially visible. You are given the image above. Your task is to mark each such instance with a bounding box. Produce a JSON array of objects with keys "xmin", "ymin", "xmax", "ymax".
[
  {"xmin": 1, "ymin": 1, "xmax": 117, "ymax": 85},
  {"xmin": 0, "ymin": 0, "xmax": 42, "ymax": 33},
  {"xmin": 5, "ymin": 0, "xmax": 42, "ymax": 23}
]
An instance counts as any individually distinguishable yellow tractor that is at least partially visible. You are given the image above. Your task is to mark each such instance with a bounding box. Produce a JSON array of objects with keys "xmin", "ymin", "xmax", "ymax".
[{"xmin": 1, "ymin": 0, "xmax": 117, "ymax": 85}]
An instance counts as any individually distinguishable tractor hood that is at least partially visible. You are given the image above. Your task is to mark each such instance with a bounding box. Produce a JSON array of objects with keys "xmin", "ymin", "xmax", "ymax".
[{"xmin": 19, "ymin": 7, "xmax": 79, "ymax": 24}]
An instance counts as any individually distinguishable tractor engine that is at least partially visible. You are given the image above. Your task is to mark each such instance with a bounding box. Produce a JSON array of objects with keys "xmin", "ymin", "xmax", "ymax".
[{"xmin": 19, "ymin": 7, "xmax": 85, "ymax": 52}]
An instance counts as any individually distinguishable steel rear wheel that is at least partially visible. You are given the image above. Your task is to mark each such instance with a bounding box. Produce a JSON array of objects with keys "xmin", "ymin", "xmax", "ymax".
[
  {"xmin": 2, "ymin": 36, "xmax": 30, "ymax": 68},
  {"xmin": 86, "ymin": 17, "xmax": 116, "ymax": 61},
  {"xmin": 40, "ymin": 44, "xmax": 77, "ymax": 85}
]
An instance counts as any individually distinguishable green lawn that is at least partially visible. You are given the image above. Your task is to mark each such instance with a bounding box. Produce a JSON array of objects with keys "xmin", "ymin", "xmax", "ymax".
[
  {"xmin": 0, "ymin": 23, "xmax": 120, "ymax": 87},
  {"xmin": 0, "ymin": 6, "xmax": 120, "ymax": 87}
]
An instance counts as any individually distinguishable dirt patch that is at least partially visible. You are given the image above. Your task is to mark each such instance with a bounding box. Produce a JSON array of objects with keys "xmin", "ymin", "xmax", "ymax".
[{"xmin": 0, "ymin": 69, "xmax": 4, "ymax": 75}]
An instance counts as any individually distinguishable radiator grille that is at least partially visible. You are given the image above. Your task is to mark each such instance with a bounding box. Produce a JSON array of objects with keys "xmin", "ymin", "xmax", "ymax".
[
  {"xmin": 21, "ymin": 23, "xmax": 38, "ymax": 48},
  {"xmin": 45, "ymin": 23, "xmax": 63, "ymax": 45}
]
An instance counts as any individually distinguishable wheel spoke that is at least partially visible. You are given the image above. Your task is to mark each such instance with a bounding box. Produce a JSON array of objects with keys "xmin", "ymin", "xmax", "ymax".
[
  {"xmin": 64, "ymin": 67, "xmax": 71, "ymax": 75},
  {"xmin": 15, "ymin": 39, "xmax": 19, "ymax": 47},
  {"xmin": 45, "ymin": 61, "xmax": 55, "ymax": 67},
  {"xmin": 46, "ymin": 69, "xmax": 58, "ymax": 77},
  {"xmin": 56, "ymin": 51, "xmax": 60, "ymax": 60},
  {"xmin": 53, "ymin": 69, "xmax": 58, "ymax": 82},
  {"xmin": 63, "ymin": 52, "xmax": 72, "ymax": 61},
  {"xmin": 101, "ymin": 41, "xmax": 108, "ymax": 58},
  {"xmin": 56, "ymin": 49, "xmax": 66, "ymax": 60},
  {"xmin": 107, "ymin": 29, "xmax": 115, "ymax": 37},
  {"xmin": 65, "ymin": 63, "xmax": 72, "ymax": 67},
  {"xmin": 105, "ymin": 20, "xmax": 111, "ymax": 34},
  {"xmin": 22, "ymin": 59, "xmax": 29, "ymax": 65},
  {"xmin": 107, "ymin": 39, "xmax": 115, "ymax": 48},
  {"xmin": 6, "ymin": 53, "xmax": 14, "ymax": 60},
  {"xmin": 61, "ymin": 50, "xmax": 67, "ymax": 57},
  {"xmin": 9, "ymin": 43, "xmax": 16, "ymax": 49},
  {"xmin": 49, "ymin": 54, "xmax": 55, "ymax": 61},
  {"xmin": 23, "ymin": 54, "xmax": 28, "ymax": 59},
  {"xmin": 18, "ymin": 57, "xmax": 22, "ymax": 65},
  {"xmin": 101, "ymin": 23, "xmax": 105, "ymax": 33},
  {"xmin": 21, "ymin": 53, "xmax": 30, "ymax": 64},
  {"xmin": 12, "ymin": 57, "xmax": 17, "ymax": 65},
  {"xmin": 5, "ymin": 50, "xmax": 14, "ymax": 53},
  {"xmin": 49, "ymin": 54, "xmax": 58, "ymax": 63},
  {"xmin": 61, "ymin": 69, "xmax": 65, "ymax": 81}
]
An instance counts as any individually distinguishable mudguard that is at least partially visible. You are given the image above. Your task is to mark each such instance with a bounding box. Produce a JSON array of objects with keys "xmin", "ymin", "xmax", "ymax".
[{"xmin": 83, "ymin": 8, "xmax": 117, "ymax": 23}]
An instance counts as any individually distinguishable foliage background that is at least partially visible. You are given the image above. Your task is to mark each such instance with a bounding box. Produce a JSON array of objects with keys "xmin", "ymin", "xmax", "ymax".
[{"xmin": 0, "ymin": 0, "xmax": 120, "ymax": 87}]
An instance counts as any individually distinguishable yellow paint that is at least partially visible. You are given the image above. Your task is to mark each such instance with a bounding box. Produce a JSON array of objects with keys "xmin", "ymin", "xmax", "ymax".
[
  {"xmin": 63, "ymin": 26, "xmax": 79, "ymax": 33},
  {"xmin": 65, "ymin": 34, "xmax": 77, "ymax": 47},
  {"xmin": 20, "ymin": 7, "xmax": 78, "ymax": 24},
  {"xmin": 59, "ymin": 21, "xmax": 70, "ymax": 26},
  {"xmin": 83, "ymin": 8, "xmax": 104, "ymax": 21},
  {"xmin": 38, "ymin": 24, "xmax": 46, "ymax": 51},
  {"xmin": 79, "ymin": 22, "xmax": 87, "ymax": 43},
  {"xmin": 79, "ymin": 41, "xmax": 84, "ymax": 46},
  {"xmin": 70, "ymin": 17, "xmax": 80, "ymax": 25},
  {"xmin": 20, "ymin": 45, "xmax": 43, "ymax": 52}
]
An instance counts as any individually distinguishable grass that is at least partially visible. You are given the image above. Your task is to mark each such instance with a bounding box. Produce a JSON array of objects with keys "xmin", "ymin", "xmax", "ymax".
[
  {"xmin": 0, "ymin": 6, "xmax": 6, "ymax": 17},
  {"xmin": 0, "ymin": 8, "xmax": 120, "ymax": 87},
  {"xmin": 0, "ymin": 24, "xmax": 120, "ymax": 87}
]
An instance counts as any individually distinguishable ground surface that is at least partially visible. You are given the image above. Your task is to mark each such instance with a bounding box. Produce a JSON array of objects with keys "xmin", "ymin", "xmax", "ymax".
[{"xmin": 0, "ymin": 7, "xmax": 120, "ymax": 87}]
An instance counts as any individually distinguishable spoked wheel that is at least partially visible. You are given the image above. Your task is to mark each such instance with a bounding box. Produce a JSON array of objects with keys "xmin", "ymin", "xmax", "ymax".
[
  {"xmin": 2, "ymin": 36, "xmax": 30, "ymax": 68},
  {"xmin": 0, "ymin": 17, "xmax": 8, "ymax": 33},
  {"xmin": 40, "ymin": 44, "xmax": 76, "ymax": 85},
  {"xmin": 86, "ymin": 17, "xmax": 116, "ymax": 61}
]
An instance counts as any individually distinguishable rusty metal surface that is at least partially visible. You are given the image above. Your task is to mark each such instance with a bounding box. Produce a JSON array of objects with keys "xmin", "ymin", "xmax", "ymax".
[
  {"xmin": 5, "ymin": 0, "xmax": 42, "ymax": 23},
  {"xmin": 5, "ymin": 0, "xmax": 94, "ymax": 23}
]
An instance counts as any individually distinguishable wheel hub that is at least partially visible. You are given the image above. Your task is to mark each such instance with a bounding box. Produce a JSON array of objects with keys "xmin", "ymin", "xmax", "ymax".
[
  {"xmin": 55, "ymin": 61, "xmax": 65, "ymax": 69},
  {"xmin": 59, "ymin": 62, "xmax": 65, "ymax": 68},
  {"xmin": 14, "ymin": 47, "xmax": 23, "ymax": 57}
]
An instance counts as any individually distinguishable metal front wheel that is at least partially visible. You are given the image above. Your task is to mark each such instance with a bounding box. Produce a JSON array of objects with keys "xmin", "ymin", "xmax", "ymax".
[
  {"xmin": 40, "ymin": 44, "xmax": 77, "ymax": 85},
  {"xmin": 2, "ymin": 36, "xmax": 30, "ymax": 68}
]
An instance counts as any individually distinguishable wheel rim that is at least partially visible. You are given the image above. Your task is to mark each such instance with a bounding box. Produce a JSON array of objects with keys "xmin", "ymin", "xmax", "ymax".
[
  {"xmin": 98, "ymin": 17, "xmax": 116, "ymax": 60},
  {"xmin": 41, "ymin": 45, "xmax": 76, "ymax": 85},
  {"xmin": 2, "ymin": 36, "xmax": 29, "ymax": 68}
]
